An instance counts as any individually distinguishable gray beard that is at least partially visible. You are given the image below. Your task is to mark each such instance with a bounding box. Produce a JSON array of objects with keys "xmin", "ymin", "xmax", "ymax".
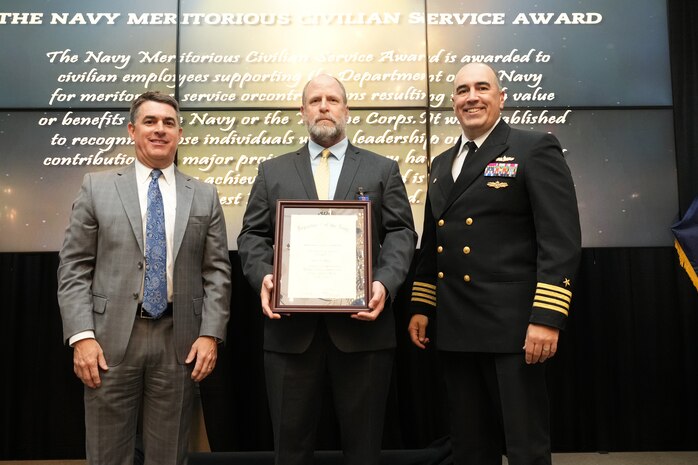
[{"xmin": 307, "ymin": 120, "xmax": 345, "ymax": 146}]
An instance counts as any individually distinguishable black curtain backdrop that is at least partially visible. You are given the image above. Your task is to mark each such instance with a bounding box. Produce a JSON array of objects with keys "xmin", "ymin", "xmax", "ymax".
[
  {"xmin": 669, "ymin": 0, "xmax": 698, "ymax": 214},
  {"xmin": 1, "ymin": 0, "xmax": 697, "ymax": 460}
]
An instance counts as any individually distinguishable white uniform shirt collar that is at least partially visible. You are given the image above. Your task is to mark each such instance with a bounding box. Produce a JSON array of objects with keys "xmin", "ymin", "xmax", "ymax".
[{"xmin": 458, "ymin": 117, "xmax": 501, "ymax": 154}]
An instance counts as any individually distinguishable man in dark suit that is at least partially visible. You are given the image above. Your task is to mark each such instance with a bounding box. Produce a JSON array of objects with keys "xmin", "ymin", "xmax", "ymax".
[
  {"xmin": 408, "ymin": 63, "xmax": 581, "ymax": 465},
  {"xmin": 237, "ymin": 74, "xmax": 416, "ymax": 465},
  {"xmin": 57, "ymin": 91, "xmax": 231, "ymax": 465}
]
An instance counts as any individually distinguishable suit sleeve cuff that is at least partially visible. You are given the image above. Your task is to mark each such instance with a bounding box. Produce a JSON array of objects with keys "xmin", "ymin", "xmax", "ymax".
[
  {"xmin": 530, "ymin": 282, "xmax": 572, "ymax": 330},
  {"xmin": 410, "ymin": 281, "xmax": 437, "ymax": 318},
  {"xmin": 69, "ymin": 330, "xmax": 95, "ymax": 347}
]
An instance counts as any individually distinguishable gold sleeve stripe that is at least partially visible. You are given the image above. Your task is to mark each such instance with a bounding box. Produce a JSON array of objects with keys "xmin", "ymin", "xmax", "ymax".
[
  {"xmin": 537, "ymin": 282, "xmax": 572, "ymax": 298},
  {"xmin": 532, "ymin": 301, "xmax": 569, "ymax": 316},
  {"xmin": 411, "ymin": 297, "xmax": 437, "ymax": 307},
  {"xmin": 534, "ymin": 295, "xmax": 570, "ymax": 310},
  {"xmin": 412, "ymin": 288, "xmax": 436, "ymax": 296},
  {"xmin": 536, "ymin": 288, "xmax": 571, "ymax": 303},
  {"xmin": 412, "ymin": 287, "xmax": 436, "ymax": 297},
  {"xmin": 413, "ymin": 281, "xmax": 436, "ymax": 291},
  {"xmin": 412, "ymin": 291, "xmax": 435, "ymax": 300}
]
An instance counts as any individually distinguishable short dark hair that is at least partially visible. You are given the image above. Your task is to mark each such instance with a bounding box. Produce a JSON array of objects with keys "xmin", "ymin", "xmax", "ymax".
[{"xmin": 129, "ymin": 91, "xmax": 180, "ymax": 125}]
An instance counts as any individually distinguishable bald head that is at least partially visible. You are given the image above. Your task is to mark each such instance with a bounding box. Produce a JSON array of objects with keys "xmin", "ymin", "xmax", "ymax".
[
  {"xmin": 451, "ymin": 63, "xmax": 505, "ymax": 140},
  {"xmin": 454, "ymin": 63, "xmax": 502, "ymax": 92},
  {"xmin": 302, "ymin": 74, "xmax": 348, "ymax": 106}
]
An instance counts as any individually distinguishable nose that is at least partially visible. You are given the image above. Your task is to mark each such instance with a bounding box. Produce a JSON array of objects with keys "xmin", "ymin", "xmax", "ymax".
[
  {"xmin": 465, "ymin": 89, "xmax": 479, "ymax": 102},
  {"xmin": 318, "ymin": 97, "xmax": 329, "ymax": 111}
]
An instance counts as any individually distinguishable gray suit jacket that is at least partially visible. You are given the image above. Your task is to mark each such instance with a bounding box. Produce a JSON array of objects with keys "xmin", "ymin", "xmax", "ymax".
[
  {"xmin": 238, "ymin": 142, "xmax": 416, "ymax": 353},
  {"xmin": 58, "ymin": 164, "xmax": 231, "ymax": 365}
]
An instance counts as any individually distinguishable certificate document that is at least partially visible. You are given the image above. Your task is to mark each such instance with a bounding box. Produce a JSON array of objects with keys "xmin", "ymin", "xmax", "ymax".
[
  {"xmin": 287, "ymin": 214, "xmax": 356, "ymax": 300},
  {"xmin": 272, "ymin": 200, "xmax": 372, "ymax": 312}
]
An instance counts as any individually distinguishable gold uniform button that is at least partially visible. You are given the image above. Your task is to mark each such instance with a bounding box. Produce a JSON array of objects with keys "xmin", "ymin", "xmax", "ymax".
[
  {"xmin": 437, "ymin": 246, "xmax": 443, "ymax": 253},
  {"xmin": 463, "ymin": 274, "xmax": 471, "ymax": 282},
  {"xmin": 463, "ymin": 246, "xmax": 471, "ymax": 254},
  {"xmin": 465, "ymin": 218, "xmax": 473, "ymax": 226},
  {"xmin": 437, "ymin": 272, "xmax": 444, "ymax": 279},
  {"xmin": 438, "ymin": 219, "xmax": 445, "ymax": 227}
]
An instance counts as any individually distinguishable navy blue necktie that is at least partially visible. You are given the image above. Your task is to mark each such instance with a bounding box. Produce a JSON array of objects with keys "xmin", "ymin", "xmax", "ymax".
[{"xmin": 142, "ymin": 169, "xmax": 168, "ymax": 317}]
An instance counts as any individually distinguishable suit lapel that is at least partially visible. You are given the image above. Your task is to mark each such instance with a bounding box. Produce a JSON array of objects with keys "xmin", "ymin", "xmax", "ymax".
[
  {"xmin": 293, "ymin": 145, "xmax": 320, "ymax": 199},
  {"xmin": 173, "ymin": 168, "xmax": 194, "ymax": 260},
  {"xmin": 114, "ymin": 164, "xmax": 144, "ymax": 254},
  {"xmin": 334, "ymin": 143, "xmax": 361, "ymax": 200},
  {"xmin": 442, "ymin": 121, "xmax": 511, "ymax": 213},
  {"xmin": 425, "ymin": 143, "xmax": 459, "ymax": 219}
]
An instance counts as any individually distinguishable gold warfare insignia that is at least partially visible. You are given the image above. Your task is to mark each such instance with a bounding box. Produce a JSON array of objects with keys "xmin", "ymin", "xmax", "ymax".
[
  {"xmin": 487, "ymin": 181, "xmax": 509, "ymax": 189},
  {"xmin": 496, "ymin": 156, "xmax": 515, "ymax": 162}
]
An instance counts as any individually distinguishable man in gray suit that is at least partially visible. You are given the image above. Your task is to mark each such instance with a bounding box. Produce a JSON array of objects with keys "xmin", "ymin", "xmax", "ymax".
[
  {"xmin": 57, "ymin": 91, "xmax": 231, "ymax": 465},
  {"xmin": 237, "ymin": 74, "xmax": 417, "ymax": 465}
]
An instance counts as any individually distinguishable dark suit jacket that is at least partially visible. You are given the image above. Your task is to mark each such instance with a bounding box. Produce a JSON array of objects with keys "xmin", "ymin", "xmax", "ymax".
[
  {"xmin": 57, "ymin": 164, "xmax": 232, "ymax": 365},
  {"xmin": 410, "ymin": 120, "xmax": 581, "ymax": 353},
  {"xmin": 238, "ymin": 142, "xmax": 416, "ymax": 354}
]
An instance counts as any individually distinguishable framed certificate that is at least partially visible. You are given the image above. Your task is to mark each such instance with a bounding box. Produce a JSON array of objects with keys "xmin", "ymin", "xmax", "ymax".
[{"xmin": 272, "ymin": 200, "xmax": 372, "ymax": 312}]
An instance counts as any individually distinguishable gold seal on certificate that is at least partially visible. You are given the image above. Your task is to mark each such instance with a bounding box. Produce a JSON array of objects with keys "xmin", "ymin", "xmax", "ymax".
[{"xmin": 272, "ymin": 200, "xmax": 372, "ymax": 312}]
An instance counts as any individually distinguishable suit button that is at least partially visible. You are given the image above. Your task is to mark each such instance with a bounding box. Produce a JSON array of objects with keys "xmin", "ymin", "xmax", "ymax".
[
  {"xmin": 463, "ymin": 246, "xmax": 471, "ymax": 254},
  {"xmin": 465, "ymin": 218, "xmax": 473, "ymax": 226},
  {"xmin": 132, "ymin": 293, "xmax": 139, "ymax": 300},
  {"xmin": 137, "ymin": 262, "xmax": 143, "ymax": 269},
  {"xmin": 438, "ymin": 272, "xmax": 444, "ymax": 279},
  {"xmin": 463, "ymin": 275, "xmax": 471, "ymax": 282},
  {"xmin": 437, "ymin": 246, "xmax": 443, "ymax": 253},
  {"xmin": 438, "ymin": 219, "xmax": 445, "ymax": 227}
]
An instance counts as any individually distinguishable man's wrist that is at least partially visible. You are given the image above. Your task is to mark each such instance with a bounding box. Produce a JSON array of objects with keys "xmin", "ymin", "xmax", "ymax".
[{"xmin": 69, "ymin": 330, "xmax": 95, "ymax": 347}]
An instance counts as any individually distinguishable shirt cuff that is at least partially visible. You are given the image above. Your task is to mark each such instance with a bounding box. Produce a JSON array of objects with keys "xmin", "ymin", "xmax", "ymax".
[{"xmin": 69, "ymin": 330, "xmax": 95, "ymax": 347}]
